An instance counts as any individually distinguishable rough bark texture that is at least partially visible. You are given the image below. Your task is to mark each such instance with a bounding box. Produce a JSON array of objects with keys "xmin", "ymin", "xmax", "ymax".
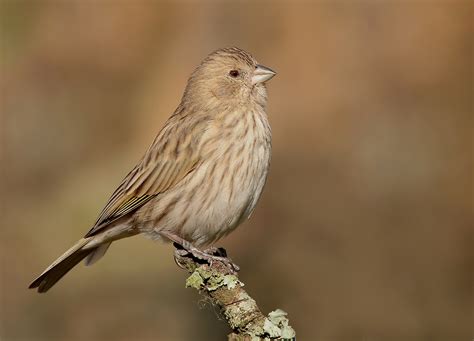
[{"xmin": 174, "ymin": 251, "xmax": 296, "ymax": 340}]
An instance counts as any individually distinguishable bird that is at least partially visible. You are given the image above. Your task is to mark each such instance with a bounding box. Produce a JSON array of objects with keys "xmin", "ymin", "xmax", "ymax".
[{"xmin": 29, "ymin": 47, "xmax": 276, "ymax": 293}]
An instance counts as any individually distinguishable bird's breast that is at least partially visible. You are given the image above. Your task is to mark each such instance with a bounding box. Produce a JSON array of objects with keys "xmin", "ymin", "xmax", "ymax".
[
  {"xmin": 185, "ymin": 107, "xmax": 271, "ymax": 244},
  {"xmin": 141, "ymin": 107, "xmax": 271, "ymax": 247}
]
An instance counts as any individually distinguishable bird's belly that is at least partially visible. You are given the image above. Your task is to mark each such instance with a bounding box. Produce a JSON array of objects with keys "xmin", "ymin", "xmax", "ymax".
[{"xmin": 140, "ymin": 144, "xmax": 270, "ymax": 247}]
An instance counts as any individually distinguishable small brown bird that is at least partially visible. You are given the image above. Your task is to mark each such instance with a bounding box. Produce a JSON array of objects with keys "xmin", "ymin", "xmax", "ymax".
[{"xmin": 29, "ymin": 47, "xmax": 276, "ymax": 293}]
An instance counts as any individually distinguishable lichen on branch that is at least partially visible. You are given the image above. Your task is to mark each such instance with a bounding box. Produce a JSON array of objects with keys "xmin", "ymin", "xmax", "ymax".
[{"xmin": 174, "ymin": 250, "xmax": 296, "ymax": 340}]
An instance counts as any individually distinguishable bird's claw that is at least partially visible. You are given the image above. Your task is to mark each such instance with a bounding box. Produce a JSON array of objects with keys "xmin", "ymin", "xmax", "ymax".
[{"xmin": 173, "ymin": 243, "xmax": 239, "ymax": 273}]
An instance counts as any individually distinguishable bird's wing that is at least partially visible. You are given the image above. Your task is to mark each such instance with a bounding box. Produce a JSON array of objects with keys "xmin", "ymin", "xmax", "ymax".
[{"xmin": 84, "ymin": 113, "xmax": 205, "ymax": 237}]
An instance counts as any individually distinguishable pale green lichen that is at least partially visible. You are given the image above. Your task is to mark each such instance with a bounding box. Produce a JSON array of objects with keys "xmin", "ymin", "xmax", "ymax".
[
  {"xmin": 268, "ymin": 309, "xmax": 288, "ymax": 325},
  {"xmin": 196, "ymin": 267, "xmax": 213, "ymax": 280},
  {"xmin": 223, "ymin": 291, "xmax": 258, "ymax": 330},
  {"xmin": 222, "ymin": 274, "xmax": 243, "ymax": 289},
  {"xmin": 251, "ymin": 337, "xmax": 270, "ymax": 341},
  {"xmin": 281, "ymin": 325, "xmax": 296, "ymax": 339},
  {"xmin": 186, "ymin": 265, "xmax": 295, "ymax": 340},
  {"xmin": 263, "ymin": 318, "xmax": 282, "ymax": 338},
  {"xmin": 262, "ymin": 309, "xmax": 296, "ymax": 339},
  {"xmin": 185, "ymin": 271, "xmax": 204, "ymax": 289},
  {"xmin": 186, "ymin": 266, "xmax": 243, "ymax": 291}
]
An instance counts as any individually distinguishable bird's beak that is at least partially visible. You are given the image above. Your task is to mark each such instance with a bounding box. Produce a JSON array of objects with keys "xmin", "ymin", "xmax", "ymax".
[{"xmin": 252, "ymin": 64, "xmax": 276, "ymax": 85}]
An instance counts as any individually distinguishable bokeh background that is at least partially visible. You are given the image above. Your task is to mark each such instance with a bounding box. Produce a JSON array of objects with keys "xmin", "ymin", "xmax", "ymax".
[{"xmin": 1, "ymin": 1, "xmax": 472, "ymax": 340}]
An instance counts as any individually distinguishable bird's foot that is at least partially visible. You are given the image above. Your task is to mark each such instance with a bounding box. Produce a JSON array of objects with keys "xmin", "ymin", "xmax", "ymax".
[
  {"xmin": 173, "ymin": 242, "xmax": 240, "ymax": 274},
  {"xmin": 160, "ymin": 230, "xmax": 240, "ymax": 273}
]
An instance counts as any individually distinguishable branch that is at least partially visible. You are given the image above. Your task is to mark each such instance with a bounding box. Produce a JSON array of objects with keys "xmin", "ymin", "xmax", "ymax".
[{"xmin": 174, "ymin": 248, "xmax": 296, "ymax": 340}]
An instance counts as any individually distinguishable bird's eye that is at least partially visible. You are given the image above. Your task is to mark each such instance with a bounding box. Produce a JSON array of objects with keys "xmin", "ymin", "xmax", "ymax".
[{"xmin": 229, "ymin": 70, "xmax": 240, "ymax": 78}]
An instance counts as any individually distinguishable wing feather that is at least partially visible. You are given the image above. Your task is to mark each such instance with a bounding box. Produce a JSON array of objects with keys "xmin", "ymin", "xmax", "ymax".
[{"xmin": 84, "ymin": 112, "xmax": 206, "ymax": 237}]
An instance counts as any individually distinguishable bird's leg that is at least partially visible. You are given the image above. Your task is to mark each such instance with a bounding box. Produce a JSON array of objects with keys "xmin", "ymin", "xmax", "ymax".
[
  {"xmin": 204, "ymin": 246, "xmax": 228, "ymax": 258},
  {"xmin": 160, "ymin": 231, "xmax": 240, "ymax": 273}
]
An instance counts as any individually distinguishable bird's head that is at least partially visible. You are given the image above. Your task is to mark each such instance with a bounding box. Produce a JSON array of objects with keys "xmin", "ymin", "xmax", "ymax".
[{"xmin": 182, "ymin": 47, "xmax": 276, "ymax": 109}]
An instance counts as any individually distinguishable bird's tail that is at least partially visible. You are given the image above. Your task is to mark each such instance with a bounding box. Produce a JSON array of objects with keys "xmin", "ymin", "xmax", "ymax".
[{"xmin": 29, "ymin": 237, "xmax": 97, "ymax": 293}]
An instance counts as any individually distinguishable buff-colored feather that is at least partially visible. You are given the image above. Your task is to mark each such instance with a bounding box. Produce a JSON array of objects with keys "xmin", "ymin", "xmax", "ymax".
[{"xmin": 30, "ymin": 47, "xmax": 276, "ymax": 292}]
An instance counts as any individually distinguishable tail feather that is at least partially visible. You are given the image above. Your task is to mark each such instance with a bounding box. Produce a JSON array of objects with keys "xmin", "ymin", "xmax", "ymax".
[
  {"xmin": 84, "ymin": 242, "xmax": 111, "ymax": 266},
  {"xmin": 29, "ymin": 238, "xmax": 94, "ymax": 293}
]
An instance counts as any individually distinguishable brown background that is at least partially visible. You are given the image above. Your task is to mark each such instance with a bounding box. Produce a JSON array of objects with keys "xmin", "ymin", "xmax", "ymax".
[{"xmin": 1, "ymin": 1, "xmax": 472, "ymax": 340}]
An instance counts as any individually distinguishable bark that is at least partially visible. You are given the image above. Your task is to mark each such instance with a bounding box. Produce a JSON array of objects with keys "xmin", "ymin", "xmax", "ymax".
[{"xmin": 174, "ymin": 250, "xmax": 296, "ymax": 340}]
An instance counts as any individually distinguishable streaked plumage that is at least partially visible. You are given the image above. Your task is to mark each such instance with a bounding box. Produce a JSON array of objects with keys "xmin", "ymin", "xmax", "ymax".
[{"xmin": 29, "ymin": 47, "xmax": 276, "ymax": 293}]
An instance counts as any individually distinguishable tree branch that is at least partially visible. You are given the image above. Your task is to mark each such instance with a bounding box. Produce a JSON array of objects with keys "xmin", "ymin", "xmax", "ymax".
[{"xmin": 174, "ymin": 249, "xmax": 296, "ymax": 340}]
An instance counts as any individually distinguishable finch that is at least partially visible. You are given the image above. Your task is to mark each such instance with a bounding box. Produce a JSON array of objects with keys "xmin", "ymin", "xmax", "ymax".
[{"xmin": 29, "ymin": 47, "xmax": 276, "ymax": 293}]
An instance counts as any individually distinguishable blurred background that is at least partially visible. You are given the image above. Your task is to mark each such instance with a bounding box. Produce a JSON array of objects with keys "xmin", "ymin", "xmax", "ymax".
[{"xmin": 1, "ymin": 1, "xmax": 472, "ymax": 340}]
